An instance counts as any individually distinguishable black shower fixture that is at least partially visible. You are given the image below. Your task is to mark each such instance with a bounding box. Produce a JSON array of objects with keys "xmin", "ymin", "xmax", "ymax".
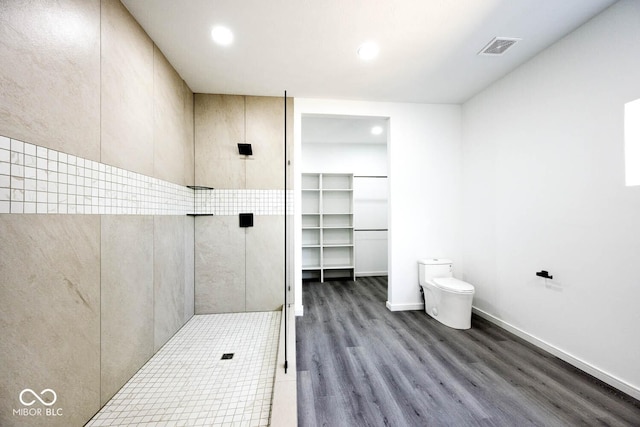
[
  {"xmin": 237, "ymin": 143, "xmax": 252, "ymax": 155},
  {"xmin": 239, "ymin": 213, "xmax": 254, "ymax": 228}
]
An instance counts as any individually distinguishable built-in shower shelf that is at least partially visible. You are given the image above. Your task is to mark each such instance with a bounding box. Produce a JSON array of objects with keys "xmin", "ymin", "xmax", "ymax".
[{"xmin": 187, "ymin": 185, "xmax": 214, "ymax": 190}]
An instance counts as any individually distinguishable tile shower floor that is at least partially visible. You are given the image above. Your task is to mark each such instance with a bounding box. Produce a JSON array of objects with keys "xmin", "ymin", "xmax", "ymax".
[{"xmin": 87, "ymin": 311, "xmax": 281, "ymax": 427}]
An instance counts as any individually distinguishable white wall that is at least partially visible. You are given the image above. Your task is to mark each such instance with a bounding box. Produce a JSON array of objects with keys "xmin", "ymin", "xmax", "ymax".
[
  {"xmin": 302, "ymin": 143, "xmax": 387, "ymax": 175},
  {"xmin": 461, "ymin": 0, "xmax": 640, "ymax": 398},
  {"xmin": 294, "ymin": 99, "xmax": 461, "ymax": 314}
]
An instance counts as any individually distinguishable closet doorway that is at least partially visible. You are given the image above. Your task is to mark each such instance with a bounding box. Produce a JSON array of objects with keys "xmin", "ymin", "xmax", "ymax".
[{"xmin": 300, "ymin": 114, "xmax": 389, "ymax": 282}]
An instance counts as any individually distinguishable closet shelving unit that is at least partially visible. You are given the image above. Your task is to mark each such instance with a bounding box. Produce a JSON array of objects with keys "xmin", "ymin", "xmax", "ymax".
[{"xmin": 301, "ymin": 173, "xmax": 355, "ymax": 282}]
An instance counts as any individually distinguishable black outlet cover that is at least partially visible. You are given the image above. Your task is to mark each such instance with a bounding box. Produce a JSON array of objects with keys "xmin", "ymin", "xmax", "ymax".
[{"xmin": 239, "ymin": 213, "xmax": 253, "ymax": 227}]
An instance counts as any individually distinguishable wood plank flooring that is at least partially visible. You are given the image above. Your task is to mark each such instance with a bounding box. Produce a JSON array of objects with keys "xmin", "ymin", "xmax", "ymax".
[{"xmin": 296, "ymin": 276, "xmax": 640, "ymax": 426}]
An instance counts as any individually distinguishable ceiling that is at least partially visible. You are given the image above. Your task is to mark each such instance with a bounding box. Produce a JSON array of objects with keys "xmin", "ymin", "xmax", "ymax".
[{"xmin": 122, "ymin": 0, "xmax": 617, "ymax": 104}]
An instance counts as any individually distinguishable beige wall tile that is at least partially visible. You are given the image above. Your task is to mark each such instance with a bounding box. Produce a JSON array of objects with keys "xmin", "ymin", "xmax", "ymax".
[
  {"xmin": 286, "ymin": 97, "xmax": 295, "ymax": 188},
  {"xmin": 195, "ymin": 216, "xmax": 245, "ymax": 313},
  {"xmin": 100, "ymin": 215, "xmax": 154, "ymax": 405},
  {"xmin": 183, "ymin": 82, "xmax": 195, "ymax": 186},
  {"xmin": 246, "ymin": 216, "xmax": 285, "ymax": 311},
  {"xmin": 154, "ymin": 47, "xmax": 187, "ymax": 185},
  {"xmin": 153, "ymin": 216, "xmax": 186, "ymax": 351},
  {"xmin": 184, "ymin": 216, "xmax": 195, "ymax": 323},
  {"xmin": 246, "ymin": 96, "xmax": 285, "ymax": 189},
  {"xmin": 194, "ymin": 94, "xmax": 245, "ymax": 188},
  {"xmin": 193, "ymin": 94, "xmax": 291, "ymax": 313},
  {"xmin": 194, "ymin": 94, "xmax": 290, "ymax": 189},
  {"xmin": 0, "ymin": 0, "xmax": 100, "ymax": 161},
  {"xmin": 0, "ymin": 2, "xmax": 196, "ymax": 424},
  {"xmin": 100, "ymin": 0, "xmax": 154, "ymax": 176},
  {"xmin": 0, "ymin": 215, "xmax": 100, "ymax": 427}
]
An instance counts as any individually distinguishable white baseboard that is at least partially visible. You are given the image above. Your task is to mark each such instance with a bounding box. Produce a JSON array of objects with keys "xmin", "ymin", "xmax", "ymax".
[
  {"xmin": 386, "ymin": 301, "xmax": 424, "ymax": 312},
  {"xmin": 294, "ymin": 305, "xmax": 304, "ymax": 316},
  {"xmin": 472, "ymin": 307, "xmax": 640, "ymax": 401},
  {"xmin": 356, "ymin": 271, "xmax": 388, "ymax": 277}
]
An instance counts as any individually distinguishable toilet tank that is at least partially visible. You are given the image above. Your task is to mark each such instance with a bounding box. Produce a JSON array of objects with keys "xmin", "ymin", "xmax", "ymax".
[{"xmin": 418, "ymin": 258, "xmax": 453, "ymax": 284}]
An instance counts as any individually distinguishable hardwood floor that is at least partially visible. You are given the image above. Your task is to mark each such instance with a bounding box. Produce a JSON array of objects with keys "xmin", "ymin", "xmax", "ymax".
[{"xmin": 296, "ymin": 276, "xmax": 640, "ymax": 426}]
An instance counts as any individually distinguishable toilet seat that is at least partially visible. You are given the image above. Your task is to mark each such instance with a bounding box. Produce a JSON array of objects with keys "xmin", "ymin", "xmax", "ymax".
[{"xmin": 431, "ymin": 277, "xmax": 475, "ymax": 294}]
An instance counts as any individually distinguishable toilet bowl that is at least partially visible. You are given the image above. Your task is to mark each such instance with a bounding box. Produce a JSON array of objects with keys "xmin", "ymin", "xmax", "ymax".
[{"xmin": 418, "ymin": 258, "xmax": 475, "ymax": 330}]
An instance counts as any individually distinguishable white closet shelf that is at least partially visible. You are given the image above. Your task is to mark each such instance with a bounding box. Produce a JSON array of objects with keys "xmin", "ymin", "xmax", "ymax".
[{"xmin": 301, "ymin": 173, "xmax": 355, "ymax": 282}]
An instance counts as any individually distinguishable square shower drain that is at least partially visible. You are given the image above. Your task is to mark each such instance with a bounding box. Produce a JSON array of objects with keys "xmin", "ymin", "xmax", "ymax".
[{"xmin": 221, "ymin": 353, "xmax": 234, "ymax": 360}]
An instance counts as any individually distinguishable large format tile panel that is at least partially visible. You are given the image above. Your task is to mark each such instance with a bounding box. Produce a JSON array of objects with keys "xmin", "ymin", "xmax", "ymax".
[
  {"xmin": 182, "ymin": 82, "xmax": 195, "ymax": 186},
  {"xmin": 246, "ymin": 215, "xmax": 285, "ymax": 311},
  {"xmin": 100, "ymin": 0, "xmax": 154, "ymax": 177},
  {"xmin": 0, "ymin": 215, "xmax": 100, "ymax": 427},
  {"xmin": 0, "ymin": 0, "xmax": 100, "ymax": 161},
  {"xmin": 153, "ymin": 216, "xmax": 186, "ymax": 351},
  {"xmin": 195, "ymin": 216, "xmax": 246, "ymax": 313},
  {"xmin": 194, "ymin": 94, "xmax": 245, "ymax": 188},
  {"xmin": 246, "ymin": 96, "xmax": 285, "ymax": 190},
  {"xmin": 154, "ymin": 47, "xmax": 189, "ymax": 186},
  {"xmin": 184, "ymin": 216, "xmax": 195, "ymax": 322},
  {"xmin": 100, "ymin": 215, "xmax": 154, "ymax": 406}
]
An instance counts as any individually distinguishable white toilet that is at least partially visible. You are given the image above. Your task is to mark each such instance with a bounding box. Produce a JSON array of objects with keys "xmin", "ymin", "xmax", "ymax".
[{"xmin": 418, "ymin": 258, "xmax": 475, "ymax": 330}]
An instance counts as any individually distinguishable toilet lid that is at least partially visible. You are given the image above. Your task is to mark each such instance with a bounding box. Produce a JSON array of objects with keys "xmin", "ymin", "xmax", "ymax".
[{"xmin": 432, "ymin": 277, "xmax": 475, "ymax": 294}]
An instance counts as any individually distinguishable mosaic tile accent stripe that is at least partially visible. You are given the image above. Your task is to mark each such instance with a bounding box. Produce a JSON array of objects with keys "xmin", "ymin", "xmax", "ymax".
[
  {"xmin": 194, "ymin": 189, "xmax": 293, "ymax": 216},
  {"xmin": 0, "ymin": 135, "xmax": 292, "ymax": 216}
]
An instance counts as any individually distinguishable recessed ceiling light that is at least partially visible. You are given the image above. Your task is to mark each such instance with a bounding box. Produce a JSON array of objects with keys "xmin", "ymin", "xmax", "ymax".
[
  {"xmin": 211, "ymin": 25, "xmax": 233, "ymax": 46},
  {"xmin": 371, "ymin": 126, "xmax": 383, "ymax": 135},
  {"xmin": 357, "ymin": 42, "xmax": 379, "ymax": 60}
]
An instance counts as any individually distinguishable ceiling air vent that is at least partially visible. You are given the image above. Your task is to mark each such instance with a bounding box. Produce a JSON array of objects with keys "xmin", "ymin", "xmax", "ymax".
[{"xmin": 478, "ymin": 37, "xmax": 521, "ymax": 56}]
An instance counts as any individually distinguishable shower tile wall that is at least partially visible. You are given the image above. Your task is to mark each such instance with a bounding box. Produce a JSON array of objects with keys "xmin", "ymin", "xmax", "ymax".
[
  {"xmin": 194, "ymin": 94, "xmax": 294, "ymax": 314},
  {"xmin": 246, "ymin": 216, "xmax": 286, "ymax": 311},
  {"xmin": 0, "ymin": 136, "xmax": 193, "ymax": 215},
  {"xmin": 196, "ymin": 216, "xmax": 247, "ymax": 314},
  {"xmin": 153, "ymin": 46, "xmax": 194, "ymax": 186},
  {"xmin": 153, "ymin": 216, "xmax": 188, "ymax": 352},
  {"xmin": 0, "ymin": 2, "xmax": 292, "ymax": 426},
  {"xmin": 0, "ymin": 1, "xmax": 195, "ymax": 426},
  {"xmin": 195, "ymin": 94, "xmax": 245, "ymax": 188},
  {"xmin": 245, "ymin": 96, "xmax": 287, "ymax": 189},
  {"xmin": 0, "ymin": 135, "xmax": 289, "ymax": 216},
  {"xmin": 0, "ymin": 214, "xmax": 101, "ymax": 427},
  {"xmin": 194, "ymin": 188, "xmax": 287, "ymax": 215},
  {"xmin": 100, "ymin": 0, "xmax": 154, "ymax": 177},
  {"xmin": 0, "ymin": 0, "xmax": 101, "ymax": 161},
  {"xmin": 100, "ymin": 216, "xmax": 154, "ymax": 405}
]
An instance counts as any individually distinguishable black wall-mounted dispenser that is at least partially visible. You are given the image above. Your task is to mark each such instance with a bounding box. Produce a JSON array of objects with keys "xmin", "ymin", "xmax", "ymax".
[
  {"xmin": 536, "ymin": 270, "xmax": 553, "ymax": 279},
  {"xmin": 237, "ymin": 143, "xmax": 252, "ymax": 155},
  {"xmin": 239, "ymin": 213, "xmax": 254, "ymax": 227}
]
